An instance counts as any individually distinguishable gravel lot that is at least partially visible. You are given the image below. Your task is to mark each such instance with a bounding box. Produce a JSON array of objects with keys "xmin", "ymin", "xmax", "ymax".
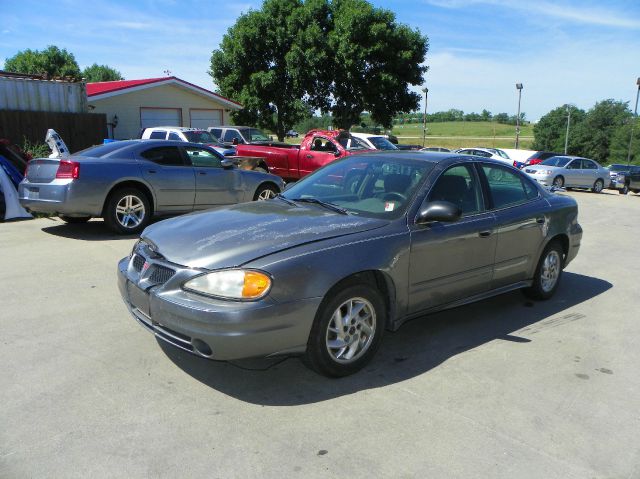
[{"xmin": 2, "ymin": 190, "xmax": 639, "ymax": 478}]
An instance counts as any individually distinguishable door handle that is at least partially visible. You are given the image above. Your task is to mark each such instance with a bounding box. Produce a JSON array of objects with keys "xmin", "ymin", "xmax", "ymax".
[
  {"xmin": 478, "ymin": 230, "xmax": 492, "ymax": 237},
  {"xmin": 199, "ymin": 171, "xmax": 206, "ymax": 175},
  {"xmin": 147, "ymin": 169, "xmax": 157, "ymax": 174},
  {"xmin": 306, "ymin": 154, "xmax": 313, "ymax": 159},
  {"xmin": 536, "ymin": 217, "xmax": 545, "ymax": 224}
]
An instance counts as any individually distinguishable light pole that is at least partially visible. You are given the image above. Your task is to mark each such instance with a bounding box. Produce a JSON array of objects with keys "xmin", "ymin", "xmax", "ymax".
[
  {"xmin": 626, "ymin": 77, "xmax": 640, "ymax": 166},
  {"xmin": 564, "ymin": 105, "xmax": 572, "ymax": 154},
  {"xmin": 515, "ymin": 83, "xmax": 523, "ymax": 149},
  {"xmin": 422, "ymin": 87, "xmax": 428, "ymax": 147}
]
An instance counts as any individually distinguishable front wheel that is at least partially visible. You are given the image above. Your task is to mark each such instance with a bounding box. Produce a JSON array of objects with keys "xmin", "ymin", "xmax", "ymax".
[
  {"xmin": 620, "ymin": 184, "xmax": 629, "ymax": 195},
  {"xmin": 59, "ymin": 215, "xmax": 91, "ymax": 224},
  {"xmin": 552, "ymin": 176, "xmax": 564, "ymax": 188},
  {"xmin": 592, "ymin": 179, "xmax": 604, "ymax": 193},
  {"xmin": 104, "ymin": 188, "xmax": 150, "ymax": 235},
  {"xmin": 524, "ymin": 241, "xmax": 564, "ymax": 300},
  {"xmin": 304, "ymin": 283, "xmax": 386, "ymax": 377},
  {"xmin": 253, "ymin": 184, "xmax": 279, "ymax": 201}
]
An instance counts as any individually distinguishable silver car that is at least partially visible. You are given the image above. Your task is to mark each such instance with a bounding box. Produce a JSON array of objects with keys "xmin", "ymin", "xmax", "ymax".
[
  {"xmin": 523, "ymin": 155, "xmax": 609, "ymax": 192},
  {"xmin": 19, "ymin": 140, "xmax": 284, "ymax": 234},
  {"xmin": 118, "ymin": 152, "xmax": 582, "ymax": 377}
]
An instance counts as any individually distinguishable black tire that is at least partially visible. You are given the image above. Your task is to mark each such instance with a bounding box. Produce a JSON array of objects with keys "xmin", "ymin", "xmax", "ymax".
[
  {"xmin": 620, "ymin": 184, "xmax": 629, "ymax": 195},
  {"xmin": 59, "ymin": 215, "xmax": 91, "ymax": 224},
  {"xmin": 103, "ymin": 187, "xmax": 150, "ymax": 235},
  {"xmin": 552, "ymin": 176, "xmax": 564, "ymax": 188},
  {"xmin": 253, "ymin": 183, "xmax": 279, "ymax": 201},
  {"xmin": 524, "ymin": 240, "xmax": 564, "ymax": 300},
  {"xmin": 592, "ymin": 179, "xmax": 604, "ymax": 193},
  {"xmin": 304, "ymin": 283, "xmax": 386, "ymax": 377}
]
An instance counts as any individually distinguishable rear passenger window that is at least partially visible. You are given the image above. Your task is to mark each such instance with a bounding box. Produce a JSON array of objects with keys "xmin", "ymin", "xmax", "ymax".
[
  {"xmin": 149, "ymin": 131, "xmax": 167, "ymax": 140},
  {"xmin": 209, "ymin": 128, "xmax": 222, "ymax": 140},
  {"xmin": 168, "ymin": 132, "xmax": 181, "ymax": 141},
  {"xmin": 140, "ymin": 146, "xmax": 185, "ymax": 166},
  {"xmin": 582, "ymin": 160, "xmax": 597, "ymax": 170},
  {"xmin": 482, "ymin": 165, "xmax": 533, "ymax": 208},
  {"xmin": 428, "ymin": 164, "xmax": 483, "ymax": 216}
]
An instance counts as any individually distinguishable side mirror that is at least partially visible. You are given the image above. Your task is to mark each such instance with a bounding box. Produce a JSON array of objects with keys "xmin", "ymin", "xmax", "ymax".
[
  {"xmin": 334, "ymin": 150, "xmax": 341, "ymax": 157},
  {"xmin": 221, "ymin": 159, "xmax": 234, "ymax": 169},
  {"xmin": 415, "ymin": 201, "xmax": 462, "ymax": 225},
  {"xmin": 232, "ymin": 138, "xmax": 239, "ymax": 146}
]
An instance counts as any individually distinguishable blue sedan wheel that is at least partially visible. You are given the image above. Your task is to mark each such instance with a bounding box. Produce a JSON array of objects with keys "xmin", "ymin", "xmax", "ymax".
[
  {"xmin": 305, "ymin": 283, "xmax": 386, "ymax": 377},
  {"xmin": 104, "ymin": 187, "xmax": 150, "ymax": 235}
]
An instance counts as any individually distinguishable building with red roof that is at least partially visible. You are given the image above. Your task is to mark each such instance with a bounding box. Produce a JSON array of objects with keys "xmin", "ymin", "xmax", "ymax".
[{"xmin": 87, "ymin": 76, "xmax": 242, "ymax": 139}]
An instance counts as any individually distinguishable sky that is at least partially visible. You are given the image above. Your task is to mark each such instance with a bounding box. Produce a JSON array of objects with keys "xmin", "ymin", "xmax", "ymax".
[{"xmin": 1, "ymin": 0, "xmax": 639, "ymax": 121}]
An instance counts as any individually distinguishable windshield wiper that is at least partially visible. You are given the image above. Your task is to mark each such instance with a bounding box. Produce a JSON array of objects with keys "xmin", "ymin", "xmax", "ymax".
[
  {"xmin": 275, "ymin": 194, "xmax": 298, "ymax": 207},
  {"xmin": 291, "ymin": 198, "xmax": 349, "ymax": 215}
]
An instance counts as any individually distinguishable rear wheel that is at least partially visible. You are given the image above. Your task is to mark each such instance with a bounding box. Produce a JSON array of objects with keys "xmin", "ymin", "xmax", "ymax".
[
  {"xmin": 104, "ymin": 188, "xmax": 150, "ymax": 235},
  {"xmin": 592, "ymin": 179, "xmax": 604, "ymax": 193},
  {"xmin": 59, "ymin": 215, "xmax": 90, "ymax": 224},
  {"xmin": 253, "ymin": 184, "xmax": 279, "ymax": 201},
  {"xmin": 524, "ymin": 241, "xmax": 564, "ymax": 300},
  {"xmin": 304, "ymin": 283, "xmax": 385, "ymax": 377},
  {"xmin": 552, "ymin": 176, "xmax": 564, "ymax": 188}
]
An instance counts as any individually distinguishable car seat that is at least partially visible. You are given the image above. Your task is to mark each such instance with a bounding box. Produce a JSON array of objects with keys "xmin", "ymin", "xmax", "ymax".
[
  {"xmin": 429, "ymin": 175, "xmax": 477, "ymax": 213},
  {"xmin": 384, "ymin": 174, "xmax": 412, "ymax": 196}
]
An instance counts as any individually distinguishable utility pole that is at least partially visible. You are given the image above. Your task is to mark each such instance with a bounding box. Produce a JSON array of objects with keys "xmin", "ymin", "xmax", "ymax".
[
  {"xmin": 564, "ymin": 105, "xmax": 571, "ymax": 155},
  {"xmin": 422, "ymin": 87, "xmax": 429, "ymax": 147},
  {"xmin": 627, "ymin": 77, "xmax": 640, "ymax": 166},
  {"xmin": 515, "ymin": 83, "xmax": 523, "ymax": 149}
]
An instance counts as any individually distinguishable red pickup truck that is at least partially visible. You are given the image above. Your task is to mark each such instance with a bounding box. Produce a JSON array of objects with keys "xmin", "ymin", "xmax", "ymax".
[{"xmin": 235, "ymin": 129, "xmax": 370, "ymax": 182}]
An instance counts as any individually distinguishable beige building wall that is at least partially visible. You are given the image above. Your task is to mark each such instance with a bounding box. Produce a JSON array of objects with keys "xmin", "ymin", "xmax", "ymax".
[{"xmin": 89, "ymin": 84, "xmax": 237, "ymax": 140}]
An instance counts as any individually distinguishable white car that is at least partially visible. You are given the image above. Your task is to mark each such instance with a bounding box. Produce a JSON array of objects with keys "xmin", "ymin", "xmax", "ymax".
[
  {"xmin": 455, "ymin": 147, "xmax": 524, "ymax": 168},
  {"xmin": 140, "ymin": 126, "xmax": 235, "ymax": 156},
  {"xmin": 349, "ymin": 132, "xmax": 398, "ymax": 150}
]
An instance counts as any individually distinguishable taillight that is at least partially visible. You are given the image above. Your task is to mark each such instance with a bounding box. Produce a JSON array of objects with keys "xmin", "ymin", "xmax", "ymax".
[
  {"xmin": 24, "ymin": 163, "xmax": 30, "ymax": 177},
  {"xmin": 55, "ymin": 160, "xmax": 80, "ymax": 179}
]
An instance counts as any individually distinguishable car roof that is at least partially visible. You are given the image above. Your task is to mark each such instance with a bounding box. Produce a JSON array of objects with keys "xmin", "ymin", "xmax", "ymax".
[
  {"xmin": 73, "ymin": 139, "xmax": 218, "ymax": 157},
  {"xmin": 350, "ymin": 132, "xmax": 385, "ymax": 139},
  {"xmin": 146, "ymin": 127, "xmax": 207, "ymax": 132}
]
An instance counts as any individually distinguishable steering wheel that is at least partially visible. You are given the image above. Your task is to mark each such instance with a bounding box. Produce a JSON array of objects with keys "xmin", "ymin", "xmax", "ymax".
[{"xmin": 383, "ymin": 192, "xmax": 407, "ymax": 202}]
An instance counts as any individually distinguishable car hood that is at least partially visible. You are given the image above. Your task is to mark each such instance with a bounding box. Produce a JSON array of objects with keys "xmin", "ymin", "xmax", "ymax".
[{"xmin": 142, "ymin": 200, "xmax": 389, "ymax": 270}]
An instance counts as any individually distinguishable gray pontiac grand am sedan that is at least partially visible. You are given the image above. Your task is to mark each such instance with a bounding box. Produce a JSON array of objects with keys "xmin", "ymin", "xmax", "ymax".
[
  {"xmin": 19, "ymin": 140, "xmax": 284, "ymax": 234},
  {"xmin": 118, "ymin": 152, "xmax": 582, "ymax": 377}
]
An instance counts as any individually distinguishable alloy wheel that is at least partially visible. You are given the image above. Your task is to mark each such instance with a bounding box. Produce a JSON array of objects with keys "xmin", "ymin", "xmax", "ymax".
[
  {"xmin": 325, "ymin": 297, "xmax": 376, "ymax": 363},
  {"xmin": 115, "ymin": 195, "xmax": 146, "ymax": 228},
  {"xmin": 540, "ymin": 250, "xmax": 561, "ymax": 293}
]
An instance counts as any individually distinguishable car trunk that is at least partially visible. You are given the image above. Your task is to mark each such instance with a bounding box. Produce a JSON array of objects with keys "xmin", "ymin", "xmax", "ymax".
[{"xmin": 26, "ymin": 158, "xmax": 62, "ymax": 183}]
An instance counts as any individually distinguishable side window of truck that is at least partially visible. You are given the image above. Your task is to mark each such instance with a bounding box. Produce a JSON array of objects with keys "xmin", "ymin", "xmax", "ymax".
[
  {"xmin": 223, "ymin": 130, "xmax": 243, "ymax": 144},
  {"xmin": 311, "ymin": 137, "xmax": 336, "ymax": 152},
  {"xmin": 149, "ymin": 130, "xmax": 167, "ymax": 140}
]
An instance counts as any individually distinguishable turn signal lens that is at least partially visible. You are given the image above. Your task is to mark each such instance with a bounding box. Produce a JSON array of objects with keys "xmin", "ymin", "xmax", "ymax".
[{"xmin": 183, "ymin": 269, "xmax": 272, "ymax": 300}]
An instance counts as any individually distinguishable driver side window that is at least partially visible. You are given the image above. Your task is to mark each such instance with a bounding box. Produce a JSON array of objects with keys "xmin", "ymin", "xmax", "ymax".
[
  {"xmin": 311, "ymin": 137, "xmax": 336, "ymax": 152},
  {"xmin": 428, "ymin": 164, "xmax": 483, "ymax": 216}
]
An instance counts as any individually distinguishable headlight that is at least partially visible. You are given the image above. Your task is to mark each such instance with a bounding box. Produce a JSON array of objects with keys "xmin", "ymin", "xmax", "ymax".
[
  {"xmin": 617, "ymin": 174, "xmax": 625, "ymax": 181},
  {"xmin": 183, "ymin": 269, "xmax": 272, "ymax": 300}
]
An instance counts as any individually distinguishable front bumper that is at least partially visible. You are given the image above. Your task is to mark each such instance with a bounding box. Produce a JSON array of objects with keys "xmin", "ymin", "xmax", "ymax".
[{"xmin": 117, "ymin": 255, "xmax": 321, "ymax": 361}]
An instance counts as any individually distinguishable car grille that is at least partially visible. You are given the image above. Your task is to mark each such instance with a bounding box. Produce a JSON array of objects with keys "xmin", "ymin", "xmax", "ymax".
[
  {"xmin": 149, "ymin": 265, "xmax": 175, "ymax": 284},
  {"xmin": 129, "ymin": 253, "xmax": 176, "ymax": 286},
  {"xmin": 130, "ymin": 306, "xmax": 195, "ymax": 354},
  {"xmin": 132, "ymin": 254, "xmax": 145, "ymax": 272}
]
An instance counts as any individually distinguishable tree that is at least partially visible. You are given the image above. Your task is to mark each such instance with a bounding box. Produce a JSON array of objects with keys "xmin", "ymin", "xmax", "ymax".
[
  {"xmin": 572, "ymin": 99, "xmax": 631, "ymax": 163},
  {"xmin": 210, "ymin": 0, "xmax": 327, "ymax": 140},
  {"xmin": 3, "ymin": 45, "xmax": 81, "ymax": 78},
  {"xmin": 608, "ymin": 117, "xmax": 640, "ymax": 165},
  {"xmin": 82, "ymin": 64, "xmax": 123, "ymax": 82},
  {"xmin": 532, "ymin": 105, "xmax": 586, "ymax": 153},
  {"xmin": 494, "ymin": 113, "xmax": 510, "ymax": 124},
  {"xmin": 317, "ymin": 0, "xmax": 428, "ymax": 129},
  {"xmin": 209, "ymin": 0, "xmax": 428, "ymax": 138}
]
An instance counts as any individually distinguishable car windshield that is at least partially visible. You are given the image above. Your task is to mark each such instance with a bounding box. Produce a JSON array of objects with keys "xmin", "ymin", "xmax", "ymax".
[
  {"xmin": 368, "ymin": 136, "xmax": 398, "ymax": 150},
  {"xmin": 240, "ymin": 128, "xmax": 270, "ymax": 142},
  {"xmin": 184, "ymin": 131, "xmax": 215, "ymax": 143},
  {"xmin": 540, "ymin": 156, "xmax": 571, "ymax": 167},
  {"xmin": 282, "ymin": 155, "xmax": 434, "ymax": 219}
]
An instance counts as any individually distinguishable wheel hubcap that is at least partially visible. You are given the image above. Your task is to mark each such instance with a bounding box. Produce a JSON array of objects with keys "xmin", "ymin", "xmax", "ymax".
[
  {"xmin": 595, "ymin": 181, "xmax": 602, "ymax": 192},
  {"xmin": 115, "ymin": 195, "xmax": 145, "ymax": 228},
  {"xmin": 554, "ymin": 177, "xmax": 563, "ymax": 187},
  {"xmin": 258, "ymin": 189, "xmax": 276, "ymax": 200},
  {"xmin": 326, "ymin": 297, "xmax": 376, "ymax": 364},
  {"xmin": 541, "ymin": 250, "xmax": 561, "ymax": 293}
]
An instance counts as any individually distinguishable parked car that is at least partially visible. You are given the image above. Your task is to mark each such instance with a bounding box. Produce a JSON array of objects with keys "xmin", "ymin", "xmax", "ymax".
[
  {"xmin": 235, "ymin": 129, "xmax": 371, "ymax": 182},
  {"xmin": 208, "ymin": 126, "xmax": 272, "ymax": 147},
  {"xmin": 118, "ymin": 152, "xmax": 582, "ymax": 377},
  {"xmin": 286, "ymin": 130, "xmax": 299, "ymax": 138},
  {"xmin": 140, "ymin": 126, "xmax": 235, "ymax": 156},
  {"xmin": 349, "ymin": 132, "xmax": 398, "ymax": 150},
  {"xmin": 524, "ymin": 151, "xmax": 562, "ymax": 167},
  {"xmin": 395, "ymin": 144, "xmax": 423, "ymax": 151},
  {"xmin": 523, "ymin": 156, "xmax": 609, "ymax": 192},
  {"xmin": 455, "ymin": 147, "xmax": 523, "ymax": 168},
  {"xmin": 420, "ymin": 147, "xmax": 451, "ymax": 152},
  {"xmin": 607, "ymin": 164, "xmax": 640, "ymax": 195},
  {"xmin": 19, "ymin": 140, "xmax": 284, "ymax": 234}
]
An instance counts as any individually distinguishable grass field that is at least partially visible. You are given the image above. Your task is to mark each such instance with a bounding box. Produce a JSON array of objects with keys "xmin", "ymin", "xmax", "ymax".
[{"xmin": 281, "ymin": 121, "xmax": 534, "ymax": 149}]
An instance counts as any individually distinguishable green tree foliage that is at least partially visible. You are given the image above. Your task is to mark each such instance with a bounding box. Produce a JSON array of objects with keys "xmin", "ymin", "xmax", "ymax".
[
  {"xmin": 210, "ymin": 0, "xmax": 427, "ymax": 138},
  {"xmin": 571, "ymin": 99, "xmax": 631, "ymax": 163},
  {"xmin": 82, "ymin": 63, "xmax": 123, "ymax": 82},
  {"xmin": 532, "ymin": 105, "xmax": 586, "ymax": 153},
  {"xmin": 608, "ymin": 117, "xmax": 640, "ymax": 165},
  {"xmin": 3, "ymin": 45, "xmax": 81, "ymax": 78}
]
